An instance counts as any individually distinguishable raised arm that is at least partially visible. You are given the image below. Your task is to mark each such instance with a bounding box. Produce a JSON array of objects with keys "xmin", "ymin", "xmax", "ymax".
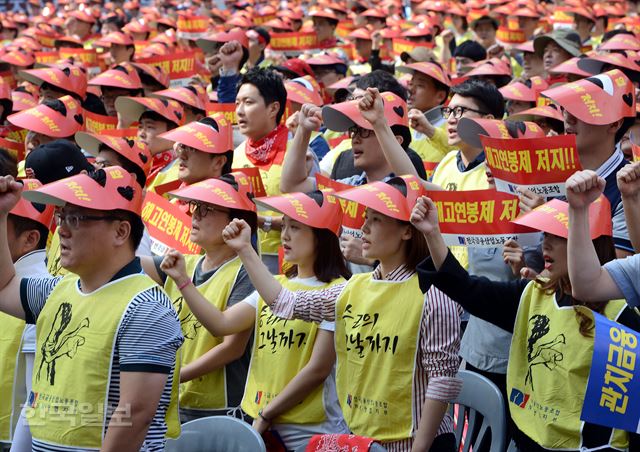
[
  {"xmin": 617, "ymin": 162, "xmax": 640, "ymax": 252},
  {"xmin": 0, "ymin": 176, "xmax": 27, "ymax": 320},
  {"xmin": 410, "ymin": 196, "xmax": 449, "ymax": 269},
  {"xmin": 222, "ymin": 219, "xmax": 341, "ymax": 322},
  {"xmin": 279, "ymin": 104, "xmax": 321, "ymax": 194},
  {"xmin": 566, "ymin": 170, "xmax": 624, "ymax": 302},
  {"xmin": 160, "ymin": 250, "xmax": 255, "ymax": 336},
  {"xmin": 359, "ymin": 88, "xmax": 442, "ymax": 191},
  {"xmin": 139, "ymin": 256, "xmax": 163, "ymax": 285}
]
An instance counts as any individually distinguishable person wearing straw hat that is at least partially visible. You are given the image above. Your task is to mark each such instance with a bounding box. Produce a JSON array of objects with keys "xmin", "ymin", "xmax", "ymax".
[
  {"xmin": 160, "ymin": 189, "xmax": 351, "ymax": 449},
  {"xmin": 137, "ymin": 173, "xmax": 258, "ymax": 423},
  {"xmin": 215, "ymin": 175, "xmax": 462, "ymax": 451},
  {"xmin": 411, "ymin": 193, "xmax": 640, "ymax": 451},
  {"xmin": 0, "ymin": 168, "xmax": 182, "ymax": 451},
  {"xmin": 0, "ymin": 179, "xmax": 52, "ymax": 452}
]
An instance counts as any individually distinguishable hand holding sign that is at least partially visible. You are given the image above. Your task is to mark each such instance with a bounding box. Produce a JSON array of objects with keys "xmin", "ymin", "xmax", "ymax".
[
  {"xmin": 516, "ymin": 187, "xmax": 546, "ymax": 213},
  {"xmin": 160, "ymin": 249, "xmax": 189, "ymax": 285},
  {"xmin": 358, "ymin": 87, "xmax": 386, "ymax": 128},
  {"xmin": 298, "ymin": 103, "xmax": 323, "ymax": 132},
  {"xmin": 410, "ymin": 196, "xmax": 440, "ymax": 236},
  {"xmin": 0, "ymin": 176, "xmax": 23, "ymax": 215},
  {"xmin": 566, "ymin": 170, "xmax": 606, "ymax": 209},
  {"xmin": 222, "ymin": 218, "xmax": 253, "ymax": 252},
  {"xmin": 616, "ymin": 161, "xmax": 640, "ymax": 199}
]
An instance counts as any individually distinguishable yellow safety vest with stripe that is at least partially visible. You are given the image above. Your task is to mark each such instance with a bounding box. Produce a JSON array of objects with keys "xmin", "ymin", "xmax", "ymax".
[
  {"xmin": 507, "ymin": 281, "xmax": 628, "ymax": 450},
  {"xmin": 29, "ymin": 274, "xmax": 180, "ymax": 448},
  {"xmin": 242, "ymin": 275, "xmax": 345, "ymax": 424},
  {"xmin": 233, "ymin": 141, "xmax": 288, "ymax": 255},
  {"xmin": 431, "ymin": 150, "xmax": 489, "ymax": 269},
  {"xmin": 164, "ymin": 255, "xmax": 243, "ymax": 410},
  {"xmin": 335, "ymin": 273, "xmax": 424, "ymax": 441},
  {"xmin": 0, "ymin": 314, "xmax": 24, "ymax": 441}
]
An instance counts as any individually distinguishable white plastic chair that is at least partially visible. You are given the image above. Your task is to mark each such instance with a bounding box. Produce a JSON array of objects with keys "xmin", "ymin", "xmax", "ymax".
[
  {"xmin": 451, "ymin": 370, "xmax": 507, "ymax": 452},
  {"xmin": 165, "ymin": 416, "xmax": 266, "ymax": 452}
]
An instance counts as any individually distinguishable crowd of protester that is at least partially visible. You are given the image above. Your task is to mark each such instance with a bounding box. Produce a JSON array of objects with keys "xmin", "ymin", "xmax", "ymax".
[{"xmin": 0, "ymin": 0, "xmax": 639, "ymax": 451}]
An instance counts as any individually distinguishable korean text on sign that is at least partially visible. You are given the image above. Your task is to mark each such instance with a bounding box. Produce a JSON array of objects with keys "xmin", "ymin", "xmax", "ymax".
[
  {"xmin": 480, "ymin": 134, "xmax": 581, "ymax": 197},
  {"xmin": 428, "ymin": 189, "xmax": 539, "ymax": 248},
  {"xmin": 582, "ymin": 312, "xmax": 640, "ymax": 433}
]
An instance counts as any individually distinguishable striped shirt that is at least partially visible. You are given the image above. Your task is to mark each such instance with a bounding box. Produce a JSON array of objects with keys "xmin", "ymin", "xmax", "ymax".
[
  {"xmin": 270, "ymin": 265, "xmax": 463, "ymax": 451},
  {"xmin": 20, "ymin": 259, "xmax": 184, "ymax": 452}
]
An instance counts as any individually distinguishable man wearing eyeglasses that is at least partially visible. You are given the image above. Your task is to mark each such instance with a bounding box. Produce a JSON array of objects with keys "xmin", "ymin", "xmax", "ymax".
[{"xmin": 0, "ymin": 168, "xmax": 183, "ymax": 452}]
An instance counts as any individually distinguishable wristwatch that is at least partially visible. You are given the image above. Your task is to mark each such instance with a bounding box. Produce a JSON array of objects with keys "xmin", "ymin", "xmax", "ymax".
[{"xmin": 262, "ymin": 216, "xmax": 273, "ymax": 232}]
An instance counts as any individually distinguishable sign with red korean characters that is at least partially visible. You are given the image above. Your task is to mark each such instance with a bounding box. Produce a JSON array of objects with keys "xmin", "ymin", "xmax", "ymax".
[
  {"xmin": 316, "ymin": 174, "xmax": 365, "ymax": 237},
  {"xmin": 140, "ymin": 191, "xmax": 201, "ymax": 255},
  {"xmin": 481, "ymin": 134, "xmax": 581, "ymax": 197},
  {"xmin": 231, "ymin": 166, "xmax": 267, "ymax": 198},
  {"xmin": 270, "ymin": 31, "xmax": 319, "ymax": 51},
  {"xmin": 392, "ymin": 38, "xmax": 434, "ymax": 57},
  {"xmin": 428, "ymin": 189, "xmax": 539, "ymax": 247}
]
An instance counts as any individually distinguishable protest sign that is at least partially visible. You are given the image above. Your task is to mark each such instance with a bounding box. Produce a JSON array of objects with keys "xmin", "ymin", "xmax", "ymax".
[
  {"xmin": 140, "ymin": 191, "xmax": 201, "ymax": 255},
  {"xmin": 582, "ymin": 312, "xmax": 640, "ymax": 433},
  {"xmin": 481, "ymin": 134, "xmax": 581, "ymax": 196},
  {"xmin": 428, "ymin": 189, "xmax": 539, "ymax": 247}
]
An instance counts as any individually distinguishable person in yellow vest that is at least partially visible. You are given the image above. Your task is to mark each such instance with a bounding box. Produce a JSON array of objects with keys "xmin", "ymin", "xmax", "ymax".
[
  {"xmin": 159, "ymin": 190, "xmax": 352, "ymax": 450},
  {"xmin": 397, "ymin": 61, "xmax": 453, "ymax": 179},
  {"xmin": 138, "ymin": 173, "xmax": 257, "ymax": 422},
  {"xmin": 411, "ymin": 194, "xmax": 640, "ymax": 451},
  {"xmin": 0, "ymin": 167, "xmax": 183, "ymax": 451},
  {"xmin": 216, "ymin": 175, "xmax": 463, "ymax": 451},
  {"xmin": 231, "ymin": 67, "xmax": 290, "ymax": 273},
  {"xmin": 1, "ymin": 179, "xmax": 52, "ymax": 452}
]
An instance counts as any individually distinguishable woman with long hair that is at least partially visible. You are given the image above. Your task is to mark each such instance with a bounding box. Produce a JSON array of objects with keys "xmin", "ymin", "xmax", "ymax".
[
  {"xmin": 214, "ymin": 175, "xmax": 463, "ymax": 452},
  {"xmin": 140, "ymin": 172, "xmax": 258, "ymax": 421},
  {"xmin": 411, "ymin": 194, "xmax": 640, "ymax": 451},
  {"xmin": 160, "ymin": 189, "xmax": 351, "ymax": 450}
]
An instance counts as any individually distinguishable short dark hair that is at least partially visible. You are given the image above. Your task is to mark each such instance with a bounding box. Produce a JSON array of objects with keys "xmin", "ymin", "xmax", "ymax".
[
  {"xmin": 139, "ymin": 110, "xmax": 178, "ymax": 130},
  {"xmin": 356, "ymin": 69, "xmax": 408, "ymax": 101},
  {"xmin": 8, "ymin": 213, "xmax": 49, "ymax": 250},
  {"xmin": 284, "ymin": 191, "xmax": 351, "ymax": 282},
  {"xmin": 0, "ymin": 148, "xmax": 17, "ymax": 177},
  {"xmin": 238, "ymin": 67, "xmax": 287, "ymax": 124},
  {"xmin": 453, "ymin": 40, "xmax": 487, "ymax": 62},
  {"xmin": 197, "ymin": 116, "xmax": 233, "ymax": 173},
  {"xmin": 114, "ymin": 209, "xmax": 145, "ymax": 250},
  {"xmin": 602, "ymin": 29, "xmax": 635, "ymax": 43},
  {"xmin": 451, "ymin": 79, "xmax": 505, "ymax": 119}
]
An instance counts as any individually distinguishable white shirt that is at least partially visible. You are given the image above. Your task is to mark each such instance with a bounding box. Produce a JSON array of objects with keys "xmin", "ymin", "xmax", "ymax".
[{"xmin": 15, "ymin": 249, "xmax": 49, "ymax": 353}]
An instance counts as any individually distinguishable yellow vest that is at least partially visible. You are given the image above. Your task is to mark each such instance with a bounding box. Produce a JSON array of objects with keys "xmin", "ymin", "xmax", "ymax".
[
  {"xmin": 0, "ymin": 314, "xmax": 24, "ymax": 441},
  {"xmin": 147, "ymin": 160, "xmax": 180, "ymax": 194},
  {"xmin": 242, "ymin": 275, "xmax": 345, "ymax": 424},
  {"xmin": 335, "ymin": 273, "xmax": 424, "ymax": 441},
  {"xmin": 411, "ymin": 125, "xmax": 451, "ymax": 179},
  {"xmin": 164, "ymin": 255, "xmax": 243, "ymax": 410},
  {"xmin": 432, "ymin": 150, "xmax": 489, "ymax": 269},
  {"xmin": 507, "ymin": 282, "xmax": 628, "ymax": 450},
  {"xmin": 45, "ymin": 231, "xmax": 69, "ymax": 277},
  {"xmin": 29, "ymin": 274, "xmax": 180, "ymax": 448},
  {"xmin": 233, "ymin": 141, "xmax": 286, "ymax": 255}
]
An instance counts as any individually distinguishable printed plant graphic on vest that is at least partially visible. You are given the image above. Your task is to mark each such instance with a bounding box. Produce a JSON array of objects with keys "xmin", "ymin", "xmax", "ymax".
[
  {"xmin": 174, "ymin": 297, "xmax": 201, "ymax": 340},
  {"xmin": 37, "ymin": 302, "xmax": 90, "ymax": 385},
  {"xmin": 525, "ymin": 314, "xmax": 566, "ymax": 390}
]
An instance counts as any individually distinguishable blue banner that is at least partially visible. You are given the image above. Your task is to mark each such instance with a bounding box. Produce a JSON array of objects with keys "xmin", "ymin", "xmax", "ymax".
[{"xmin": 581, "ymin": 312, "xmax": 640, "ymax": 433}]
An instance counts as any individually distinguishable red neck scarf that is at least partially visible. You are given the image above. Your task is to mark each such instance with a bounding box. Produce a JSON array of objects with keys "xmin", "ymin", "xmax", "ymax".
[{"xmin": 244, "ymin": 124, "xmax": 288, "ymax": 168}]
